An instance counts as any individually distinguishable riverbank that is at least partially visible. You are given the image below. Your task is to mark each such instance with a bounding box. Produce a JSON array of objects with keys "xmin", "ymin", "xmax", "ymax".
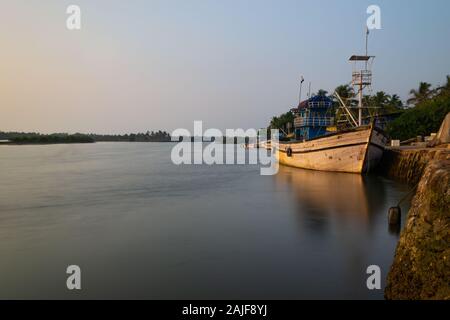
[{"xmin": 379, "ymin": 145, "xmax": 450, "ymax": 299}]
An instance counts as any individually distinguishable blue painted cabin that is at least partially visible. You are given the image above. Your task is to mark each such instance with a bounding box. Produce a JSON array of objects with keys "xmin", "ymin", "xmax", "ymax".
[{"xmin": 292, "ymin": 95, "xmax": 334, "ymax": 141}]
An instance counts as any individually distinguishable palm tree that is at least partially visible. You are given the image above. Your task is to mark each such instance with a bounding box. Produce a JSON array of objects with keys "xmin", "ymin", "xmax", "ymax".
[
  {"xmin": 444, "ymin": 75, "xmax": 450, "ymax": 89},
  {"xmin": 333, "ymin": 84, "xmax": 355, "ymax": 108},
  {"xmin": 436, "ymin": 75, "xmax": 450, "ymax": 97},
  {"xmin": 364, "ymin": 92, "xmax": 404, "ymax": 115},
  {"xmin": 334, "ymin": 84, "xmax": 354, "ymax": 100},
  {"xmin": 388, "ymin": 94, "xmax": 403, "ymax": 109},
  {"xmin": 407, "ymin": 82, "xmax": 433, "ymax": 106},
  {"xmin": 270, "ymin": 116, "xmax": 280, "ymax": 130},
  {"xmin": 270, "ymin": 112, "xmax": 294, "ymax": 133},
  {"xmin": 370, "ymin": 91, "xmax": 390, "ymax": 115},
  {"xmin": 372, "ymin": 91, "xmax": 390, "ymax": 106}
]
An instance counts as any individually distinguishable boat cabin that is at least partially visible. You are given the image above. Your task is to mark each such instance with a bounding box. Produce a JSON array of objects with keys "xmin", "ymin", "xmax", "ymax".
[{"xmin": 292, "ymin": 95, "xmax": 334, "ymax": 141}]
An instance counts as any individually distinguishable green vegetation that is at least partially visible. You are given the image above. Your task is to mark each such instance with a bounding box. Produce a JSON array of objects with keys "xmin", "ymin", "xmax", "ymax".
[
  {"xmin": 407, "ymin": 82, "xmax": 433, "ymax": 105},
  {"xmin": 364, "ymin": 92, "xmax": 404, "ymax": 114},
  {"xmin": 269, "ymin": 111, "xmax": 294, "ymax": 134},
  {"xmin": 387, "ymin": 76, "xmax": 450, "ymax": 141},
  {"xmin": 91, "ymin": 130, "xmax": 171, "ymax": 142},
  {"xmin": 321, "ymin": 85, "xmax": 404, "ymax": 115},
  {"xmin": 0, "ymin": 133, "xmax": 94, "ymax": 144},
  {"xmin": 0, "ymin": 130, "xmax": 172, "ymax": 144},
  {"xmin": 334, "ymin": 84, "xmax": 353, "ymax": 102}
]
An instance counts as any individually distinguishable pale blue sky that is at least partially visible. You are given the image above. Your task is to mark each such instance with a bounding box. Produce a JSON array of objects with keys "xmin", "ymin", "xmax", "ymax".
[{"xmin": 1, "ymin": 0, "xmax": 449, "ymax": 133}]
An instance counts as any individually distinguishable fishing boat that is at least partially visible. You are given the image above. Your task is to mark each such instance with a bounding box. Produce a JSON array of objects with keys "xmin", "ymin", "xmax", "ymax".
[
  {"xmin": 274, "ymin": 42, "xmax": 389, "ymax": 174},
  {"xmin": 276, "ymin": 123, "xmax": 387, "ymax": 173},
  {"xmin": 244, "ymin": 140, "xmax": 272, "ymax": 150}
]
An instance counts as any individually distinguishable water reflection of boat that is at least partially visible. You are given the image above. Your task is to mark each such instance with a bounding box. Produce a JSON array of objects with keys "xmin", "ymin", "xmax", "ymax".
[{"xmin": 275, "ymin": 165, "xmax": 386, "ymax": 224}]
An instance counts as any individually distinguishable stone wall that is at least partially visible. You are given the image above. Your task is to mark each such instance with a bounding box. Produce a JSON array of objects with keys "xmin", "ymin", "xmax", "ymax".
[
  {"xmin": 378, "ymin": 148, "xmax": 450, "ymax": 185},
  {"xmin": 385, "ymin": 159, "xmax": 450, "ymax": 300}
]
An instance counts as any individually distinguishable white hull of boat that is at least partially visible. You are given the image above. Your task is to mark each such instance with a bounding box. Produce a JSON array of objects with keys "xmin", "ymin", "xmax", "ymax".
[{"xmin": 275, "ymin": 125, "xmax": 387, "ymax": 174}]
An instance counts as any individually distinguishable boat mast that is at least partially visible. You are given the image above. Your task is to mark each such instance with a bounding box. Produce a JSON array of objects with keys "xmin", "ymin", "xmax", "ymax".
[
  {"xmin": 350, "ymin": 27, "xmax": 374, "ymax": 127},
  {"xmin": 359, "ymin": 28, "xmax": 369, "ymax": 126},
  {"xmin": 358, "ymin": 74, "xmax": 363, "ymax": 126},
  {"xmin": 299, "ymin": 76, "xmax": 304, "ymax": 104}
]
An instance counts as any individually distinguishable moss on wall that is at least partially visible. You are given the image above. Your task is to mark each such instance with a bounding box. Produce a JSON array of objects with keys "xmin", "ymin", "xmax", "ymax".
[{"xmin": 385, "ymin": 160, "xmax": 450, "ymax": 300}]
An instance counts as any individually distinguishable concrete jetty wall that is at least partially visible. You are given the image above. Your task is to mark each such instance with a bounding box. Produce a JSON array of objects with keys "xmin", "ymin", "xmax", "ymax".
[
  {"xmin": 384, "ymin": 157, "xmax": 450, "ymax": 299},
  {"xmin": 378, "ymin": 141, "xmax": 450, "ymax": 299},
  {"xmin": 378, "ymin": 147, "xmax": 450, "ymax": 185}
]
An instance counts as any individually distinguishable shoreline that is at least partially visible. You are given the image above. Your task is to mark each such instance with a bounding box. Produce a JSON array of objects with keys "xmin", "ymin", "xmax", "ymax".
[{"xmin": 0, "ymin": 141, "xmax": 178, "ymax": 146}]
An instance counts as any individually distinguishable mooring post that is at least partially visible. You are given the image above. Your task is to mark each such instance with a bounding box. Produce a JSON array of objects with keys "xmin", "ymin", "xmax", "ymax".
[{"xmin": 388, "ymin": 206, "xmax": 401, "ymax": 225}]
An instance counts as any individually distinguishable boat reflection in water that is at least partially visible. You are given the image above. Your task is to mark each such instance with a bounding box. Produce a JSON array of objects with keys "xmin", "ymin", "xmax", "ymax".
[
  {"xmin": 274, "ymin": 165, "xmax": 389, "ymax": 232},
  {"xmin": 272, "ymin": 166, "xmax": 409, "ymax": 298}
]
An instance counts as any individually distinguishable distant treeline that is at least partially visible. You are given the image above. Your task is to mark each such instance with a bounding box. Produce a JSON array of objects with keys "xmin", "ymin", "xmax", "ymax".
[
  {"xmin": 0, "ymin": 131, "xmax": 254, "ymax": 144},
  {"xmin": 0, "ymin": 130, "xmax": 172, "ymax": 144},
  {"xmin": 0, "ymin": 132, "xmax": 94, "ymax": 144},
  {"xmin": 91, "ymin": 130, "xmax": 171, "ymax": 142}
]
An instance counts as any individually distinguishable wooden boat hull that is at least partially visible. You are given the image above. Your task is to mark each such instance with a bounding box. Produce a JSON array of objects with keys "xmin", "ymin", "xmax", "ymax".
[{"xmin": 275, "ymin": 125, "xmax": 387, "ymax": 174}]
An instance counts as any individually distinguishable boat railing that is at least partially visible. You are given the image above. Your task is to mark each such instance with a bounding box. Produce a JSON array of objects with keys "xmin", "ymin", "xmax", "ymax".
[
  {"xmin": 294, "ymin": 117, "xmax": 335, "ymax": 127},
  {"xmin": 308, "ymin": 101, "xmax": 333, "ymax": 108}
]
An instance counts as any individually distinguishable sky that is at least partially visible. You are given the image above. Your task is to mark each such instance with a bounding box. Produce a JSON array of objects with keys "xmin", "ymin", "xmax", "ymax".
[{"xmin": 0, "ymin": 0, "xmax": 449, "ymax": 134}]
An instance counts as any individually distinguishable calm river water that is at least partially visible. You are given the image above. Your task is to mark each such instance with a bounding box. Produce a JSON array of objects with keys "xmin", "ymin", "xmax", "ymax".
[{"xmin": 0, "ymin": 142, "xmax": 410, "ymax": 299}]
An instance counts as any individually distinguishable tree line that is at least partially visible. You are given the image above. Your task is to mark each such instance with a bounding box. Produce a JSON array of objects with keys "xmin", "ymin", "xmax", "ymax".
[
  {"xmin": 91, "ymin": 130, "xmax": 171, "ymax": 142},
  {"xmin": 0, "ymin": 130, "xmax": 172, "ymax": 144},
  {"xmin": 0, "ymin": 132, "xmax": 94, "ymax": 144}
]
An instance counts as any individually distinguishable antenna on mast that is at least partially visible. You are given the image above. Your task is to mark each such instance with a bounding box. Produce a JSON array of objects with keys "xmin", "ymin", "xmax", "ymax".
[
  {"xmin": 365, "ymin": 27, "xmax": 370, "ymax": 69},
  {"xmin": 299, "ymin": 76, "xmax": 305, "ymax": 103}
]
